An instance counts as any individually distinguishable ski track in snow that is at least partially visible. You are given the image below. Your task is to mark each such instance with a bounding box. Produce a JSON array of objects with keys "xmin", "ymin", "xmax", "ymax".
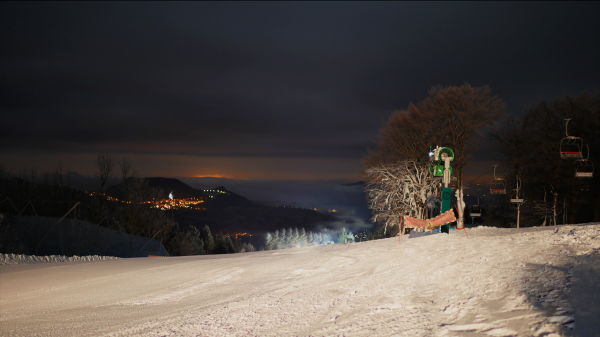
[{"xmin": 1, "ymin": 224, "xmax": 599, "ymax": 337}]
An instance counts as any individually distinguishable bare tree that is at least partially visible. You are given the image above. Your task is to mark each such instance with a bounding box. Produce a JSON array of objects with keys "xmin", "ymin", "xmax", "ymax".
[
  {"xmin": 490, "ymin": 115, "xmax": 531, "ymax": 182},
  {"xmin": 94, "ymin": 153, "xmax": 115, "ymax": 223},
  {"xmin": 365, "ymin": 84, "xmax": 505, "ymax": 228},
  {"xmin": 14, "ymin": 167, "xmax": 39, "ymax": 211},
  {"xmin": 364, "ymin": 160, "xmax": 438, "ymax": 234},
  {"xmin": 114, "ymin": 157, "xmax": 174, "ymax": 242},
  {"xmin": 119, "ymin": 157, "xmax": 133, "ymax": 185},
  {"xmin": 426, "ymin": 85, "xmax": 505, "ymax": 228},
  {"xmin": 48, "ymin": 163, "xmax": 75, "ymax": 216},
  {"xmin": 95, "ymin": 153, "xmax": 115, "ymax": 194},
  {"xmin": 364, "ymin": 104, "xmax": 442, "ymax": 167}
]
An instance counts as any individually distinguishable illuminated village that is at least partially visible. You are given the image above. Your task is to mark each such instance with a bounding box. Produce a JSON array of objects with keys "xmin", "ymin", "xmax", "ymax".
[
  {"xmin": 148, "ymin": 197, "xmax": 206, "ymax": 211},
  {"xmin": 87, "ymin": 191, "xmax": 206, "ymax": 210}
]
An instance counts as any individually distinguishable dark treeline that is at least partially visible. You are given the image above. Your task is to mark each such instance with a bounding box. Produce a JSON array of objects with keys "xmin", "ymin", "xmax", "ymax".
[
  {"xmin": 168, "ymin": 224, "xmax": 254, "ymax": 256},
  {"xmin": 0, "ymin": 155, "xmax": 254, "ymax": 256},
  {"xmin": 489, "ymin": 90, "xmax": 600, "ymax": 227}
]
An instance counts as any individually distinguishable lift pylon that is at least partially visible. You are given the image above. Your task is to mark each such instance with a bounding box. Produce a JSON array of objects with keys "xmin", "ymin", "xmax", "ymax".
[{"xmin": 510, "ymin": 176, "xmax": 524, "ymax": 203}]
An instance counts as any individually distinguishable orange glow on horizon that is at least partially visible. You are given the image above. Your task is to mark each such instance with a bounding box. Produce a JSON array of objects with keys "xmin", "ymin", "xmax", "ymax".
[
  {"xmin": 194, "ymin": 174, "xmax": 230, "ymax": 178},
  {"xmin": 1, "ymin": 152, "xmax": 363, "ymax": 181}
]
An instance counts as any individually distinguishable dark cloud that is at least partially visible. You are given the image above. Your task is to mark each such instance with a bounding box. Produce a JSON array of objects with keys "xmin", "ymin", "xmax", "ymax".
[{"xmin": 1, "ymin": 2, "xmax": 599, "ymax": 169}]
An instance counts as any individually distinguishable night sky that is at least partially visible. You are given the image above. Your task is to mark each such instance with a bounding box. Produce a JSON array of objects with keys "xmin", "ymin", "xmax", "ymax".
[{"xmin": 2, "ymin": 2, "xmax": 599, "ymax": 186}]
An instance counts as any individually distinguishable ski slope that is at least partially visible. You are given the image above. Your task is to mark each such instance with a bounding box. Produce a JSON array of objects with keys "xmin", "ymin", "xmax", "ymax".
[{"xmin": 1, "ymin": 224, "xmax": 599, "ymax": 337}]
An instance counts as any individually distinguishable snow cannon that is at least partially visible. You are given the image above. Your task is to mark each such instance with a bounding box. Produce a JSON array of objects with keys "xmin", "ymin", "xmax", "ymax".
[
  {"xmin": 429, "ymin": 147, "xmax": 454, "ymax": 184},
  {"xmin": 429, "ymin": 146, "xmax": 455, "ymax": 234},
  {"xmin": 429, "ymin": 164, "xmax": 453, "ymax": 177}
]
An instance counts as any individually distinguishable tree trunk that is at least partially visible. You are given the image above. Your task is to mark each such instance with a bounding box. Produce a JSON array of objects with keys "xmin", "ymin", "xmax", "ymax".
[
  {"xmin": 543, "ymin": 189, "xmax": 547, "ymax": 227},
  {"xmin": 569, "ymin": 190, "xmax": 579, "ymax": 224},
  {"xmin": 553, "ymin": 193, "xmax": 559, "ymax": 226},
  {"xmin": 517, "ymin": 204, "xmax": 521, "ymax": 228},
  {"xmin": 456, "ymin": 159, "xmax": 465, "ymax": 229},
  {"xmin": 455, "ymin": 187, "xmax": 465, "ymax": 229},
  {"xmin": 594, "ymin": 190, "xmax": 600, "ymax": 222}
]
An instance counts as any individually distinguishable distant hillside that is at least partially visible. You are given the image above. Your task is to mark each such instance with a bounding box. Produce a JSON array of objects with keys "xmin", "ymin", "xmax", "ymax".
[
  {"xmin": 144, "ymin": 177, "xmax": 251, "ymax": 207},
  {"xmin": 145, "ymin": 177, "xmax": 204, "ymax": 199},
  {"xmin": 104, "ymin": 177, "xmax": 343, "ymax": 246}
]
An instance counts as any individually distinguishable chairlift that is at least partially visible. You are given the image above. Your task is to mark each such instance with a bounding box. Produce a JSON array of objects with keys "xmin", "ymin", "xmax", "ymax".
[
  {"xmin": 575, "ymin": 144, "xmax": 594, "ymax": 178},
  {"xmin": 489, "ymin": 165, "xmax": 506, "ymax": 194},
  {"xmin": 470, "ymin": 195, "xmax": 481, "ymax": 217},
  {"xmin": 560, "ymin": 119, "xmax": 584, "ymax": 159}
]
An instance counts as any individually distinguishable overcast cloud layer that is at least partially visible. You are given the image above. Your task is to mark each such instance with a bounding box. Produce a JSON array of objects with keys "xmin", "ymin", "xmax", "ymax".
[{"xmin": 1, "ymin": 2, "xmax": 599, "ymax": 179}]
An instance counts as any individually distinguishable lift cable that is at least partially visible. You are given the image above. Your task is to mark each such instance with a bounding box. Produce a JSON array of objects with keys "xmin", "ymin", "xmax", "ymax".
[{"xmin": 463, "ymin": 166, "xmax": 495, "ymax": 188}]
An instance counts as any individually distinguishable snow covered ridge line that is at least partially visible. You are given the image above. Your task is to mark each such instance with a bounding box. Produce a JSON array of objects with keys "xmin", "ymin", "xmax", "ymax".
[{"xmin": 0, "ymin": 253, "xmax": 120, "ymax": 265}]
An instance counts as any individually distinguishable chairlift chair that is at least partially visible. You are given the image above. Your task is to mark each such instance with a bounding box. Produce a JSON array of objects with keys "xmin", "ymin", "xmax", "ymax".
[
  {"xmin": 490, "ymin": 181, "xmax": 507, "ymax": 194},
  {"xmin": 574, "ymin": 144, "xmax": 594, "ymax": 178},
  {"xmin": 470, "ymin": 205, "xmax": 481, "ymax": 217},
  {"xmin": 561, "ymin": 139, "xmax": 583, "ymax": 159},
  {"xmin": 489, "ymin": 165, "xmax": 506, "ymax": 194},
  {"xmin": 560, "ymin": 119, "xmax": 584, "ymax": 159},
  {"xmin": 469, "ymin": 195, "xmax": 481, "ymax": 217},
  {"xmin": 575, "ymin": 160, "xmax": 594, "ymax": 178},
  {"xmin": 510, "ymin": 189, "xmax": 524, "ymax": 203}
]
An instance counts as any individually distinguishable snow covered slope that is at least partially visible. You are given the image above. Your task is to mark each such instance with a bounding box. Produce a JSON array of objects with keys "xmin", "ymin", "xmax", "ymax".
[
  {"xmin": 0, "ymin": 253, "xmax": 120, "ymax": 265},
  {"xmin": 1, "ymin": 224, "xmax": 598, "ymax": 337}
]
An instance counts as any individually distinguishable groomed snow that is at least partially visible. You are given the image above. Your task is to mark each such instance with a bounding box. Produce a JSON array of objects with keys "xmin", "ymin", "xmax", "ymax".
[
  {"xmin": 0, "ymin": 253, "xmax": 120, "ymax": 265},
  {"xmin": 1, "ymin": 224, "xmax": 599, "ymax": 337}
]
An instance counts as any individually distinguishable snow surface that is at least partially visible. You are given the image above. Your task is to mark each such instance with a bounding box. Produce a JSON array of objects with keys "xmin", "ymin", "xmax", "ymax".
[
  {"xmin": 0, "ymin": 253, "xmax": 120, "ymax": 265},
  {"xmin": 1, "ymin": 224, "xmax": 599, "ymax": 337}
]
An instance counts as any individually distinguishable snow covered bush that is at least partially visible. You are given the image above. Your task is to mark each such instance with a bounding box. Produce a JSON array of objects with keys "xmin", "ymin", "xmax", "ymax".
[
  {"xmin": 337, "ymin": 227, "xmax": 355, "ymax": 243},
  {"xmin": 238, "ymin": 242, "xmax": 255, "ymax": 253},
  {"xmin": 365, "ymin": 160, "xmax": 438, "ymax": 234},
  {"xmin": 264, "ymin": 227, "xmax": 334, "ymax": 249}
]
